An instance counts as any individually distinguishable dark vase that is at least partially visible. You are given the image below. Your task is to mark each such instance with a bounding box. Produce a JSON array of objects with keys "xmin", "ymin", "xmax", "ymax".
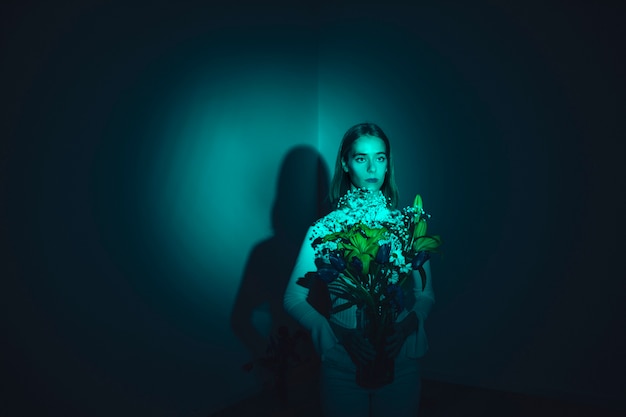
[{"xmin": 355, "ymin": 305, "xmax": 395, "ymax": 389}]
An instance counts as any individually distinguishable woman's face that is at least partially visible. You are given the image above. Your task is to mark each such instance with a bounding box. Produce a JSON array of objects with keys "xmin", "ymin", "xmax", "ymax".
[{"xmin": 342, "ymin": 135, "xmax": 388, "ymax": 192}]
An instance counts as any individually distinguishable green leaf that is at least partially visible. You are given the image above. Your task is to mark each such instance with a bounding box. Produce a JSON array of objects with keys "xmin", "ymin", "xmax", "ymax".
[
  {"xmin": 414, "ymin": 235, "xmax": 442, "ymax": 252},
  {"xmin": 331, "ymin": 301, "xmax": 356, "ymax": 314},
  {"xmin": 413, "ymin": 194, "xmax": 423, "ymax": 211},
  {"xmin": 417, "ymin": 266, "xmax": 427, "ymax": 291},
  {"xmin": 328, "ymin": 289, "xmax": 354, "ymax": 302}
]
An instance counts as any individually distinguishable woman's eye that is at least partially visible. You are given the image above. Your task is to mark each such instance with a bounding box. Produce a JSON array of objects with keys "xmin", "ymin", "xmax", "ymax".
[
  {"xmin": 378, "ymin": 156, "xmax": 387, "ymax": 162},
  {"xmin": 355, "ymin": 157, "xmax": 365, "ymax": 162}
]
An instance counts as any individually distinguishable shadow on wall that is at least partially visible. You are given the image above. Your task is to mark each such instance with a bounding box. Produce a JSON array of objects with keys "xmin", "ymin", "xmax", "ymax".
[{"xmin": 230, "ymin": 145, "xmax": 331, "ymax": 402}]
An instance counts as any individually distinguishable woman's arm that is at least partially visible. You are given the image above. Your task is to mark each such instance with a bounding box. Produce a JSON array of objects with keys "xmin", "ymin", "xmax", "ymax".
[
  {"xmin": 283, "ymin": 227, "xmax": 339, "ymax": 356},
  {"xmin": 386, "ymin": 260, "xmax": 435, "ymax": 358},
  {"xmin": 412, "ymin": 260, "xmax": 435, "ymax": 322},
  {"xmin": 284, "ymin": 226, "xmax": 376, "ymax": 364}
]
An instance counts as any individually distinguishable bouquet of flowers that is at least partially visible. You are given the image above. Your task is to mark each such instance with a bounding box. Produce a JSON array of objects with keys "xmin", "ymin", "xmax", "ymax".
[{"xmin": 308, "ymin": 188, "xmax": 441, "ymax": 387}]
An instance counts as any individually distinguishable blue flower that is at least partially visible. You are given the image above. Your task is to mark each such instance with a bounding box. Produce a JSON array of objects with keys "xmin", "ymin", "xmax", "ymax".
[
  {"xmin": 329, "ymin": 251, "xmax": 346, "ymax": 272},
  {"xmin": 374, "ymin": 243, "xmax": 391, "ymax": 264},
  {"xmin": 314, "ymin": 258, "xmax": 339, "ymax": 283},
  {"xmin": 315, "ymin": 267, "xmax": 338, "ymax": 283},
  {"xmin": 350, "ymin": 256, "xmax": 363, "ymax": 274},
  {"xmin": 387, "ymin": 284, "xmax": 405, "ymax": 313},
  {"xmin": 411, "ymin": 251, "xmax": 431, "ymax": 269},
  {"xmin": 314, "ymin": 253, "xmax": 347, "ymax": 284}
]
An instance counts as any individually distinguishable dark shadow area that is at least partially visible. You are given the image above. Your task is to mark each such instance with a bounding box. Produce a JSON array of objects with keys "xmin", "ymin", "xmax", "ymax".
[
  {"xmin": 211, "ymin": 378, "xmax": 626, "ymax": 417},
  {"xmin": 1, "ymin": 6, "xmax": 320, "ymax": 415},
  {"xmin": 230, "ymin": 145, "xmax": 331, "ymax": 409}
]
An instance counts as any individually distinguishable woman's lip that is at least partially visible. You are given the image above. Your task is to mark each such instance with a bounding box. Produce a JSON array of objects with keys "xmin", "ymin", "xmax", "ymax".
[{"xmin": 365, "ymin": 178, "xmax": 379, "ymax": 183}]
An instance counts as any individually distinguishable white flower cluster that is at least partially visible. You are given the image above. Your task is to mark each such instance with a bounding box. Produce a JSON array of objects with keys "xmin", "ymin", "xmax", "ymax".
[
  {"xmin": 309, "ymin": 189, "xmax": 414, "ymax": 273},
  {"xmin": 337, "ymin": 187, "xmax": 391, "ymax": 211},
  {"xmin": 310, "ymin": 190, "xmax": 397, "ymax": 246}
]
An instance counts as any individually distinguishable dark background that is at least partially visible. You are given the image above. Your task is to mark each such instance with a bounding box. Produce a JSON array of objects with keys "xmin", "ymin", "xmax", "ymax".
[{"xmin": 2, "ymin": 1, "xmax": 625, "ymax": 416}]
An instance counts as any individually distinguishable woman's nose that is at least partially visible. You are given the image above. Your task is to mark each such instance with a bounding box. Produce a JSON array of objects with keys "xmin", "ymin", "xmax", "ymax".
[{"xmin": 367, "ymin": 161, "xmax": 375, "ymax": 172}]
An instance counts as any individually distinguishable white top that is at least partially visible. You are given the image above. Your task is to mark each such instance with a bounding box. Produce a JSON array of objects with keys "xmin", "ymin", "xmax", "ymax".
[{"xmin": 283, "ymin": 209, "xmax": 435, "ymax": 361}]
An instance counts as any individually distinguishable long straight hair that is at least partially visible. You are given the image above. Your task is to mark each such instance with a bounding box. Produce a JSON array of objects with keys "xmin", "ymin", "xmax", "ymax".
[{"xmin": 329, "ymin": 122, "xmax": 399, "ymax": 208}]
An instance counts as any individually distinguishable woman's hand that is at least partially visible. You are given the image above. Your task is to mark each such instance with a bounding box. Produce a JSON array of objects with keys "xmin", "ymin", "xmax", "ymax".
[
  {"xmin": 329, "ymin": 321, "xmax": 376, "ymax": 367},
  {"xmin": 385, "ymin": 312, "xmax": 418, "ymax": 358}
]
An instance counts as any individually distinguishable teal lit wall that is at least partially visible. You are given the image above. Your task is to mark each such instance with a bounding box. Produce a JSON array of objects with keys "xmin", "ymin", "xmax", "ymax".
[{"xmin": 2, "ymin": 2, "xmax": 625, "ymax": 416}]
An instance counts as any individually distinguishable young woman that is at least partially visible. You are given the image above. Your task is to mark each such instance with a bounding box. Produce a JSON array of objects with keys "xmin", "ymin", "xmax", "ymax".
[{"xmin": 283, "ymin": 122, "xmax": 435, "ymax": 417}]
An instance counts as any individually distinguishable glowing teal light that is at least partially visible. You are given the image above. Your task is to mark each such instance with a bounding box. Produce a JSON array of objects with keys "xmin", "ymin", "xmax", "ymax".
[{"xmin": 141, "ymin": 61, "xmax": 318, "ymax": 312}]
